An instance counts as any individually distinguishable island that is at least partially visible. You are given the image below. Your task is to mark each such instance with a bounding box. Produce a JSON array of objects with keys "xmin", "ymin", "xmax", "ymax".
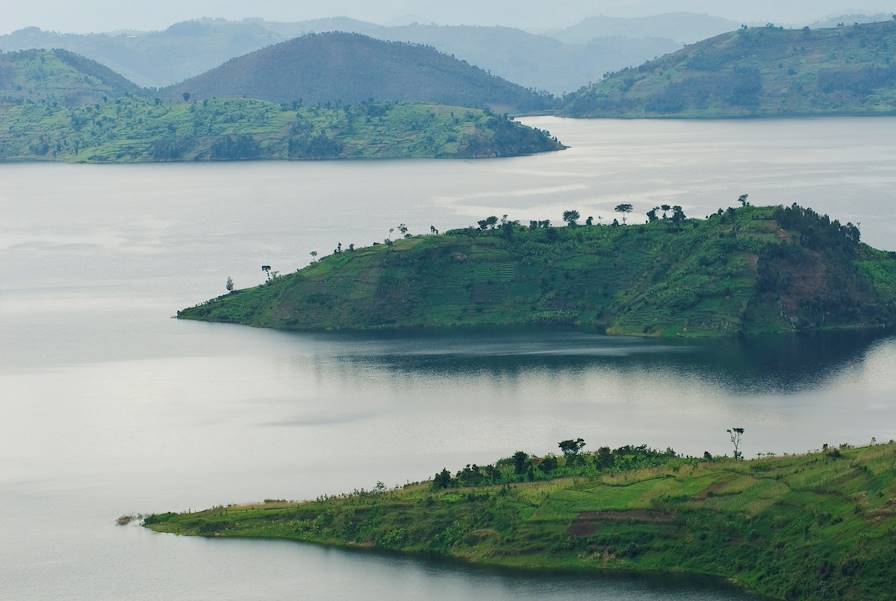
[
  {"xmin": 144, "ymin": 439, "xmax": 896, "ymax": 601},
  {"xmin": 0, "ymin": 48, "xmax": 564, "ymax": 162},
  {"xmin": 178, "ymin": 204, "xmax": 896, "ymax": 337}
]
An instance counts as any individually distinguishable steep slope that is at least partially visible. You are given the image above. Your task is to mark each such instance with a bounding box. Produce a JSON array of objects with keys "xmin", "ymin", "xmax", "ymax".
[
  {"xmin": 0, "ymin": 19, "xmax": 679, "ymax": 93},
  {"xmin": 161, "ymin": 32, "xmax": 554, "ymax": 113},
  {"xmin": 0, "ymin": 96, "xmax": 563, "ymax": 162},
  {"xmin": 146, "ymin": 442, "xmax": 896, "ymax": 601},
  {"xmin": 562, "ymin": 20, "xmax": 896, "ymax": 118},
  {"xmin": 178, "ymin": 205, "xmax": 896, "ymax": 337},
  {"xmin": 0, "ymin": 49, "xmax": 141, "ymax": 106}
]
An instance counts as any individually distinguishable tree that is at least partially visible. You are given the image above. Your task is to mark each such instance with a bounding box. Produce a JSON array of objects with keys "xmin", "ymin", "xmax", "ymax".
[
  {"xmin": 261, "ymin": 265, "xmax": 272, "ymax": 282},
  {"xmin": 430, "ymin": 225, "xmax": 439, "ymax": 235},
  {"xmin": 558, "ymin": 438, "xmax": 586, "ymax": 457},
  {"xmin": 433, "ymin": 468, "xmax": 452, "ymax": 489},
  {"xmin": 646, "ymin": 207, "xmax": 658, "ymax": 222},
  {"xmin": 596, "ymin": 446, "xmax": 614, "ymax": 469},
  {"xmin": 477, "ymin": 216, "xmax": 499, "ymax": 231},
  {"xmin": 727, "ymin": 427, "xmax": 745, "ymax": 460},
  {"xmin": 182, "ymin": 92, "xmax": 191, "ymax": 102},
  {"xmin": 614, "ymin": 203, "xmax": 634, "ymax": 224},
  {"xmin": 562, "ymin": 210, "xmax": 581, "ymax": 227},
  {"xmin": 738, "ymin": 194, "xmax": 750, "ymax": 207},
  {"xmin": 310, "ymin": 250, "xmax": 318, "ymax": 262},
  {"xmin": 660, "ymin": 204, "xmax": 671, "ymax": 219},
  {"xmin": 670, "ymin": 205, "xmax": 687, "ymax": 229},
  {"xmin": 512, "ymin": 451, "xmax": 529, "ymax": 476},
  {"xmin": 225, "ymin": 276, "xmax": 234, "ymax": 292},
  {"xmin": 585, "ymin": 216, "xmax": 594, "ymax": 226}
]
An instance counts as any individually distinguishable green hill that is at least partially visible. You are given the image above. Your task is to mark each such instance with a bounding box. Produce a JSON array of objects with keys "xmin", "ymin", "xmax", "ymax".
[
  {"xmin": 177, "ymin": 204, "xmax": 896, "ymax": 337},
  {"xmin": 0, "ymin": 49, "xmax": 142, "ymax": 106},
  {"xmin": 562, "ymin": 20, "xmax": 896, "ymax": 118},
  {"xmin": 0, "ymin": 96, "xmax": 563, "ymax": 162},
  {"xmin": 145, "ymin": 441, "xmax": 896, "ymax": 601},
  {"xmin": 161, "ymin": 32, "xmax": 555, "ymax": 114}
]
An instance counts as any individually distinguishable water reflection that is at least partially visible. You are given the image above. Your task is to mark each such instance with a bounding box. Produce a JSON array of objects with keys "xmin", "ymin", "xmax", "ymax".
[{"xmin": 300, "ymin": 328, "xmax": 893, "ymax": 394}]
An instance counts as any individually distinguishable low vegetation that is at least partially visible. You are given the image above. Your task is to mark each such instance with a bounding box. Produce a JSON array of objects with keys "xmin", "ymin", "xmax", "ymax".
[
  {"xmin": 0, "ymin": 95, "xmax": 563, "ymax": 162},
  {"xmin": 178, "ymin": 204, "xmax": 896, "ymax": 337},
  {"xmin": 145, "ymin": 439, "xmax": 896, "ymax": 601},
  {"xmin": 563, "ymin": 20, "xmax": 896, "ymax": 118}
]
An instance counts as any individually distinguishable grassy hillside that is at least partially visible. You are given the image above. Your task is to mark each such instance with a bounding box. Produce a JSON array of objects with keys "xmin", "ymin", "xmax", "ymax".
[
  {"xmin": 0, "ymin": 95, "xmax": 562, "ymax": 162},
  {"xmin": 145, "ymin": 441, "xmax": 896, "ymax": 601},
  {"xmin": 178, "ymin": 204, "xmax": 896, "ymax": 337},
  {"xmin": 562, "ymin": 20, "xmax": 896, "ymax": 118},
  {"xmin": 161, "ymin": 32, "xmax": 555, "ymax": 114},
  {"xmin": 0, "ymin": 49, "xmax": 142, "ymax": 106}
]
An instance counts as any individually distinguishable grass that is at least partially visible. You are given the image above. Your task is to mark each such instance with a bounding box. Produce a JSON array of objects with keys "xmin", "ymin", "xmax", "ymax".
[
  {"xmin": 0, "ymin": 96, "xmax": 564, "ymax": 162},
  {"xmin": 178, "ymin": 204, "xmax": 896, "ymax": 337},
  {"xmin": 562, "ymin": 20, "xmax": 896, "ymax": 118},
  {"xmin": 145, "ymin": 442, "xmax": 896, "ymax": 601}
]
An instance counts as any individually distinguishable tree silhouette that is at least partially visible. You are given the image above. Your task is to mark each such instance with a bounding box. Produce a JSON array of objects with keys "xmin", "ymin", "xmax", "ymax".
[
  {"xmin": 310, "ymin": 250, "xmax": 318, "ymax": 262},
  {"xmin": 614, "ymin": 203, "xmax": 634, "ymax": 224},
  {"xmin": 562, "ymin": 210, "xmax": 581, "ymax": 227},
  {"xmin": 585, "ymin": 216, "xmax": 594, "ymax": 226},
  {"xmin": 261, "ymin": 265, "xmax": 272, "ymax": 282},
  {"xmin": 225, "ymin": 276, "xmax": 234, "ymax": 292},
  {"xmin": 660, "ymin": 204, "xmax": 671, "ymax": 219},
  {"xmin": 727, "ymin": 427, "xmax": 745, "ymax": 460},
  {"xmin": 738, "ymin": 194, "xmax": 750, "ymax": 207}
]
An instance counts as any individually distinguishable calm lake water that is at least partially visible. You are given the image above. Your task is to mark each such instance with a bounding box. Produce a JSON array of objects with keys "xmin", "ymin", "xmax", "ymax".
[{"xmin": 3, "ymin": 116, "xmax": 896, "ymax": 600}]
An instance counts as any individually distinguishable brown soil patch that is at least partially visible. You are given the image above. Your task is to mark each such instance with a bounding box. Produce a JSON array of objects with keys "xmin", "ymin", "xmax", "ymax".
[{"xmin": 568, "ymin": 510, "xmax": 677, "ymax": 537}]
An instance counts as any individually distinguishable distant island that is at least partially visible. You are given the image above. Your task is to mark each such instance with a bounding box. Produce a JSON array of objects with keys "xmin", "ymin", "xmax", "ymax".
[
  {"xmin": 144, "ymin": 438, "xmax": 896, "ymax": 601},
  {"xmin": 562, "ymin": 20, "xmax": 896, "ymax": 118},
  {"xmin": 178, "ymin": 204, "xmax": 896, "ymax": 337},
  {"xmin": 0, "ymin": 49, "xmax": 564, "ymax": 162}
]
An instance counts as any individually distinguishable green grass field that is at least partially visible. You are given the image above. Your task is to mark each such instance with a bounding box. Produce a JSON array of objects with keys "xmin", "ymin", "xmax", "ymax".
[
  {"xmin": 178, "ymin": 205, "xmax": 896, "ymax": 337},
  {"xmin": 145, "ymin": 442, "xmax": 896, "ymax": 601}
]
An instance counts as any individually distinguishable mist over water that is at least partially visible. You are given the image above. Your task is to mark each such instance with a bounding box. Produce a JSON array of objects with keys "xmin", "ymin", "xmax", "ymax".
[{"xmin": 3, "ymin": 116, "xmax": 896, "ymax": 600}]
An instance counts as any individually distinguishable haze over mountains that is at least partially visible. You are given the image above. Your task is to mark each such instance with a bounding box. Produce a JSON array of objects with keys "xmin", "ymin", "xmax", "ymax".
[
  {"xmin": 0, "ymin": 14, "xmax": 724, "ymax": 93},
  {"xmin": 162, "ymin": 33, "xmax": 554, "ymax": 113}
]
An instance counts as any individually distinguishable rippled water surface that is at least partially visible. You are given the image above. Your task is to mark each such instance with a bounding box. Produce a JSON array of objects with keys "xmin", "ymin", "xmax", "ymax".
[{"xmin": 3, "ymin": 117, "xmax": 896, "ymax": 600}]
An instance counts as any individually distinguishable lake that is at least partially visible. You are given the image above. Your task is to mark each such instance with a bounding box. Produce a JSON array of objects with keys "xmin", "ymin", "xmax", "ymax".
[{"xmin": 3, "ymin": 116, "xmax": 896, "ymax": 600}]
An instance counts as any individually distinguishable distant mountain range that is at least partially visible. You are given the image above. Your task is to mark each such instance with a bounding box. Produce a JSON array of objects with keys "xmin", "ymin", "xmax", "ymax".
[
  {"xmin": 547, "ymin": 12, "xmax": 739, "ymax": 45},
  {"xmin": 0, "ymin": 15, "xmax": 696, "ymax": 93},
  {"xmin": 562, "ymin": 20, "xmax": 896, "ymax": 118},
  {"xmin": 160, "ymin": 33, "xmax": 554, "ymax": 113}
]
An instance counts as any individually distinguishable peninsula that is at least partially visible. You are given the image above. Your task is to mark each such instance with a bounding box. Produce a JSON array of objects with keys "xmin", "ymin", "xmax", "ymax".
[{"xmin": 145, "ymin": 440, "xmax": 896, "ymax": 601}]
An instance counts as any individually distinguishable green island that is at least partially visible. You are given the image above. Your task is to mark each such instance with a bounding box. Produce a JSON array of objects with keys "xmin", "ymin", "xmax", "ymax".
[
  {"xmin": 178, "ymin": 204, "xmax": 896, "ymax": 337},
  {"xmin": 0, "ymin": 49, "xmax": 563, "ymax": 162},
  {"xmin": 144, "ymin": 439, "xmax": 896, "ymax": 601},
  {"xmin": 562, "ymin": 20, "xmax": 896, "ymax": 118},
  {"xmin": 0, "ymin": 96, "xmax": 562, "ymax": 162}
]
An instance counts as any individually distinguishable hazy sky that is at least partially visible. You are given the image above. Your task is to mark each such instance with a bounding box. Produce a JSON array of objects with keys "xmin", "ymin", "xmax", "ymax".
[{"xmin": 2, "ymin": 0, "xmax": 895, "ymax": 34}]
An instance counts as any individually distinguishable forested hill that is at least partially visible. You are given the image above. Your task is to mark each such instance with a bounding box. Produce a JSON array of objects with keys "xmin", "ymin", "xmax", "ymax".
[
  {"xmin": 562, "ymin": 20, "xmax": 896, "ymax": 118},
  {"xmin": 0, "ymin": 49, "xmax": 142, "ymax": 106},
  {"xmin": 161, "ymin": 32, "xmax": 555, "ymax": 114},
  {"xmin": 178, "ymin": 204, "xmax": 896, "ymax": 337}
]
